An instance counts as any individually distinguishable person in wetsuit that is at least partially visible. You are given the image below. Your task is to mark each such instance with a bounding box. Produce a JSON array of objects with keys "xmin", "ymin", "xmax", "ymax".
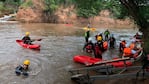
[
  {"xmin": 83, "ymin": 38, "xmax": 94, "ymax": 53},
  {"xmin": 15, "ymin": 60, "xmax": 30, "ymax": 76},
  {"xmin": 109, "ymin": 34, "xmax": 116, "ymax": 49}
]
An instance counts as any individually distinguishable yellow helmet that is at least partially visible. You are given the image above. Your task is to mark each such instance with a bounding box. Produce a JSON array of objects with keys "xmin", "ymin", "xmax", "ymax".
[
  {"xmin": 97, "ymin": 36, "xmax": 102, "ymax": 41},
  {"xmin": 23, "ymin": 60, "xmax": 30, "ymax": 65},
  {"xmin": 25, "ymin": 32, "xmax": 30, "ymax": 36}
]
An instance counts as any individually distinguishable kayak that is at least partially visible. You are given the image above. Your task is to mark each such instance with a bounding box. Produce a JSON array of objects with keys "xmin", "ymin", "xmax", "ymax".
[
  {"xmin": 16, "ymin": 40, "xmax": 40, "ymax": 50},
  {"xmin": 73, "ymin": 55, "xmax": 132, "ymax": 67}
]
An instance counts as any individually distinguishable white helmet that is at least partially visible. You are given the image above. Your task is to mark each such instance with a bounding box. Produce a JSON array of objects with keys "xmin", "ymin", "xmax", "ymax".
[
  {"xmin": 88, "ymin": 37, "xmax": 92, "ymax": 42},
  {"xmin": 98, "ymin": 32, "xmax": 102, "ymax": 35},
  {"xmin": 137, "ymin": 31, "xmax": 142, "ymax": 35}
]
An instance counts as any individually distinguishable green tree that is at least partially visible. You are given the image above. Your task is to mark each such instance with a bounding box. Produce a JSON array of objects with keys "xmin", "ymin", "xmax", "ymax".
[
  {"xmin": 74, "ymin": 0, "xmax": 102, "ymax": 18},
  {"xmin": 119, "ymin": 0, "xmax": 149, "ymax": 53}
]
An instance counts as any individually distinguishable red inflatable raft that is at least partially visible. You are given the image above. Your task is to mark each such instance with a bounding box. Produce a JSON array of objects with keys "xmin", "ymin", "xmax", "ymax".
[
  {"xmin": 16, "ymin": 40, "xmax": 40, "ymax": 50},
  {"xmin": 73, "ymin": 55, "xmax": 132, "ymax": 67},
  {"xmin": 73, "ymin": 55, "xmax": 102, "ymax": 66}
]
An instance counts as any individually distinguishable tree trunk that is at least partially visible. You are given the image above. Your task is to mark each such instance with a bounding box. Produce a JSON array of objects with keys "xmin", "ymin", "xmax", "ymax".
[{"xmin": 119, "ymin": 0, "xmax": 149, "ymax": 53}]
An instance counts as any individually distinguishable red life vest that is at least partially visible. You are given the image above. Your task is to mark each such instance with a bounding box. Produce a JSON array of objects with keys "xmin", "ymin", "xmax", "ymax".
[{"xmin": 85, "ymin": 44, "xmax": 92, "ymax": 53}]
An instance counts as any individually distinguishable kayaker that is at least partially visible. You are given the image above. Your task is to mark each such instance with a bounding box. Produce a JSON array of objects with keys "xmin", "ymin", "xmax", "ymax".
[
  {"xmin": 119, "ymin": 39, "xmax": 126, "ymax": 52},
  {"xmin": 87, "ymin": 22, "xmax": 91, "ymax": 28},
  {"xmin": 83, "ymin": 38, "xmax": 94, "ymax": 53},
  {"xmin": 109, "ymin": 34, "xmax": 116, "ymax": 49},
  {"xmin": 15, "ymin": 60, "xmax": 30, "ymax": 76},
  {"xmin": 22, "ymin": 32, "xmax": 32, "ymax": 44},
  {"xmin": 104, "ymin": 29, "xmax": 110, "ymax": 41}
]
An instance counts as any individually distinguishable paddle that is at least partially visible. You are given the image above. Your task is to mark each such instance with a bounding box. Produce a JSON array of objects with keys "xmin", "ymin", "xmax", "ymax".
[
  {"xmin": 83, "ymin": 27, "xmax": 96, "ymax": 31},
  {"xmin": 32, "ymin": 38, "xmax": 42, "ymax": 42}
]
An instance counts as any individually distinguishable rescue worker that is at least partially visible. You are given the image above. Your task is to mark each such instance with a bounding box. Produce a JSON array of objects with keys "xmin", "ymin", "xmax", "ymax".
[
  {"xmin": 104, "ymin": 29, "xmax": 110, "ymax": 41},
  {"xmin": 119, "ymin": 39, "xmax": 126, "ymax": 52},
  {"xmin": 136, "ymin": 53, "xmax": 149, "ymax": 80},
  {"xmin": 95, "ymin": 32, "xmax": 103, "ymax": 42},
  {"xmin": 15, "ymin": 60, "xmax": 30, "ymax": 76},
  {"xmin": 103, "ymin": 41, "xmax": 108, "ymax": 51},
  {"xmin": 22, "ymin": 32, "xmax": 32, "ymax": 44},
  {"xmin": 122, "ymin": 45, "xmax": 142, "ymax": 58},
  {"xmin": 134, "ymin": 31, "xmax": 142, "ymax": 39},
  {"xmin": 84, "ymin": 30, "xmax": 90, "ymax": 43},
  {"xmin": 93, "ymin": 42, "xmax": 102, "ymax": 59},
  {"xmin": 109, "ymin": 34, "xmax": 116, "ymax": 49},
  {"xmin": 83, "ymin": 38, "xmax": 94, "ymax": 53}
]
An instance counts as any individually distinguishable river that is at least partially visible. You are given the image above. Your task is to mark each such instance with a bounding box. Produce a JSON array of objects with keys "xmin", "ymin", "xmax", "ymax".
[{"xmin": 0, "ymin": 22, "xmax": 145, "ymax": 84}]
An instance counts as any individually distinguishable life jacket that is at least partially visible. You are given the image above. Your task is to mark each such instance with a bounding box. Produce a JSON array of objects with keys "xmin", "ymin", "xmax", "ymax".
[
  {"xmin": 84, "ymin": 31, "xmax": 90, "ymax": 37},
  {"xmin": 123, "ymin": 47, "xmax": 132, "ymax": 57},
  {"xmin": 103, "ymin": 41, "xmax": 108, "ymax": 50},
  {"xmin": 85, "ymin": 44, "xmax": 92, "ymax": 53},
  {"xmin": 104, "ymin": 31, "xmax": 110, "ymax": 36}
]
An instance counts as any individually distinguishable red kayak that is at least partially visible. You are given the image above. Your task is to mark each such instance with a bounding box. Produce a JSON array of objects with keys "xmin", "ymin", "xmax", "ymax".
[
  {"xmin": 73, "ymin": 55, "xmax": 132, "ymax": 67},
  {"xmin": 16, "ymin": 40, "xmax": 40, "ymax": 50}
]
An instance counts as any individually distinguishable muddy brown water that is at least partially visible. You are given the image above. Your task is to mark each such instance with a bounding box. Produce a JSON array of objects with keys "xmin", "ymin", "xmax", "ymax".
[{"xmin": 0, "ymin": 22, "xmax": 147, "ymax": 84}]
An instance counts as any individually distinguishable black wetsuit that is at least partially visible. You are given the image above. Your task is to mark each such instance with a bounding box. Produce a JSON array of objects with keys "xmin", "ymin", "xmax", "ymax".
[
  {"xmin": 22, "ymin": 36, "xmax": 32, "ymax": 44},
  {"xmin": 15, "ymin": 65, "xmax": 29, "ymax": 76},
  {"xmin": 109, "ymin": 37, "xmax": 116, "ymax": 48},
  {"xmin": 85, "ymin": 31, "xmax": 90, "ymax": 43}
]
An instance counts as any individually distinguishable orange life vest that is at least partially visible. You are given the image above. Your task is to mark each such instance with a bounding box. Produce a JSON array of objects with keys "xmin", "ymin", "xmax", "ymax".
[
  {"xmin": 123, "ymin": 47, "xmax": 132, "ymax": 57},
  {"xmin": 103, "ymin": 41, "xmax": 108, "ymax": 50}
]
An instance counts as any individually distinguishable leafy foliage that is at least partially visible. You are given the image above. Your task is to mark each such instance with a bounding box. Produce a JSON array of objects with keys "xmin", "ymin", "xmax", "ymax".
[
  {"xmin": 20, "ymin": 0, "xmax": 32, "ymax": 8},
  {"xmin": 44, "ymin": 0, "xmax": 58, "ymax": 14}
]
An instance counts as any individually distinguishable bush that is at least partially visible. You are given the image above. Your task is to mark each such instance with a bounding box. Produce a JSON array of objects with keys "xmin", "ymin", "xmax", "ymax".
[{"xmin": 20, "ymin": 0, "xmax": 33, "ymax": 8}]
